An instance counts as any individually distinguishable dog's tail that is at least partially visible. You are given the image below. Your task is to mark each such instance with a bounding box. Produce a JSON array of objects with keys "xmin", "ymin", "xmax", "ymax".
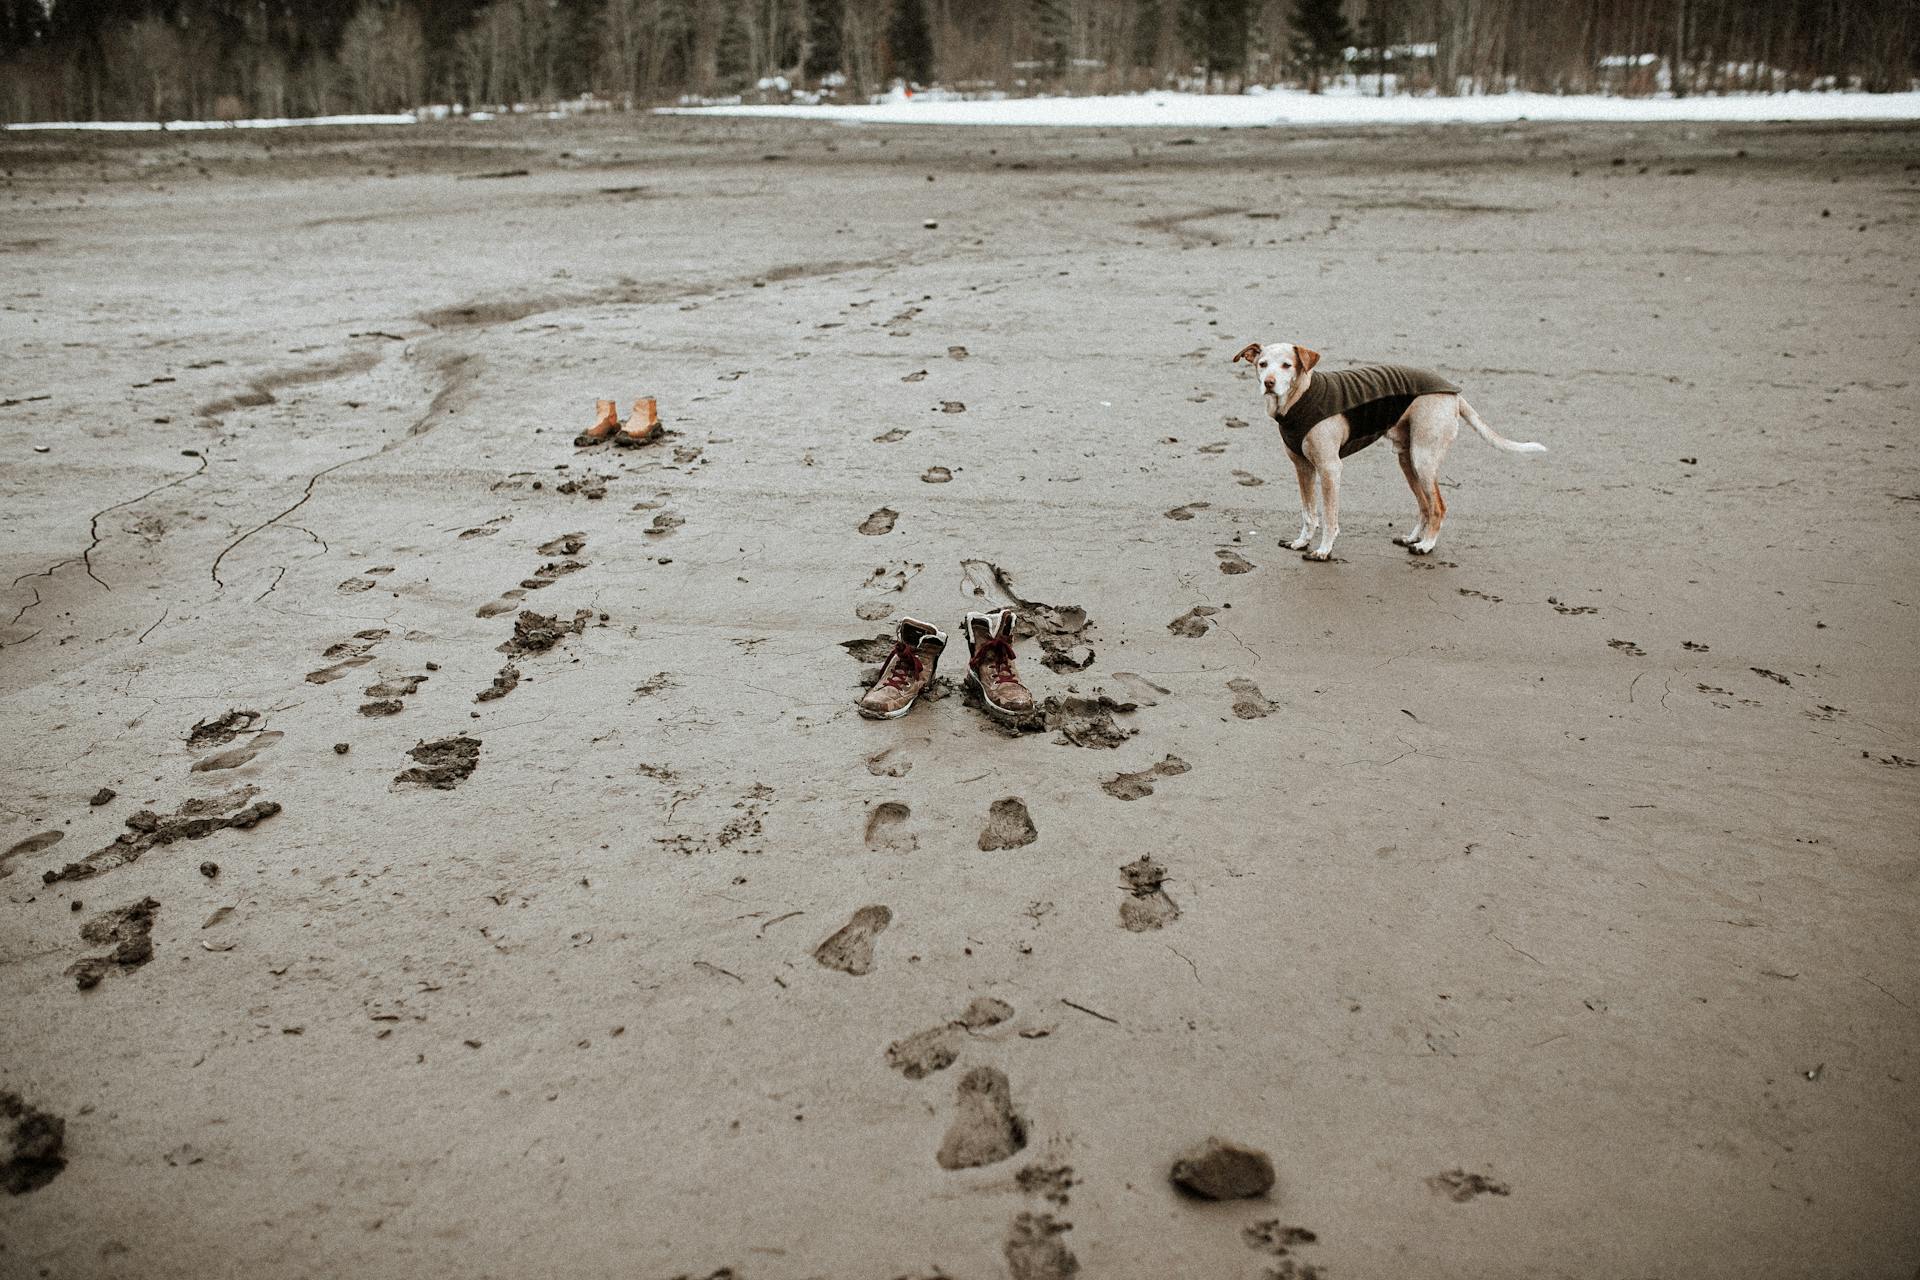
[{"xmin": 1459, "ymin": 399, "xmax": 1546, "ymax": 454}]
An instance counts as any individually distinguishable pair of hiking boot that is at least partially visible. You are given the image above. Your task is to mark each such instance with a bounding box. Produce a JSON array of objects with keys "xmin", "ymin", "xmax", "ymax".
[
  {"xmin": 859, "ymin": 609, "xmax": 1034, "ymax": 721},
  {"xmin": 575, "ymin": 397, "xmax": 659, "ymax": 447}
]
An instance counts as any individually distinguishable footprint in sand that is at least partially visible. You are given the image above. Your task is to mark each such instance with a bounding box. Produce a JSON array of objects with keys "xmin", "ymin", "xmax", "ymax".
[
  {"xmin": 1165, "ymin": 502, "xmax": 1211, "ymax": 521},
  {"xmin": 191, "ymin": 730, "xmax": 284, "ymax": 772},
  {"xmin": 922, "ymin": 466, "xmax": 952, "ymax": 483},
  {"xmin": 643, "ymin": 512, "xmax": 684, "ymax": 538},
  {"xmin": 306, "ymin": 654, "xmax": 374, "ymax": 683},
  {"xmin": 536, "ymin": 532, "xmax": 587, "ymax": 556},
  {"xmin": 1217, "ymin": 549, "xmax": 1254, "ymax": 574},
  {"xmin": 1168, "ymin": 606, "xmax": 1219, "ymax": 638},
  {"xmin": 1004, "ymin": 1212, "xmax": 1078, "ymax": 1280},
  {"xmin": 937, "ymin": 1067, "xmax": 1028, "ymax": 1169},
  {"xmin": 477, "ymin": 589, "xmax": 526, "ymax": 618},
  {"xmin": 1231, "ymin": 470, "xmax": 1265, "ymax": 487},
  {"xmin": 458, "ymin": 516, "xmax": 511, "ymax": 539},
  {"xmin": 979, "ymin": 798, "xmax": 1038, "ymax": 851},
  {"xmin": 901, "ymin": 370, "xmax": 928, "ymax": 383},
  {"xmin": 1, "ymin": 830, "xmax": 64, "ymax": 879},
  {"xmin": 886, "ymin": 998, "xmax": 1015, "ymax": 1079},
  {"xmin": 859, "ymin": 507, "xmax": 899, "ymax": 536},
  {"xmin": 1228, "ymin": 678, "xmax": 1278, "ymax": 719},
  {"xmin": 1109, "ymin": 672, "xmax": 1169, "ymax": 706},
  {"xmin": 1427, "ymin": 1169, "xmax": 1512, "ymax": 1202},
  {"xmin": 938, "ymin": 401, "xmax": 965, "ymax": 414},
  {"xmin": 864, "ymin": 802, "xmax": 916, "ymax": 852},
  {"xmin": 306, "ymin": 630, "xmax": 389, "ymax": 683},
  {"xmin": 874, "ymin": 427, "xmax": 910, "ymax": 443},
  {"xmin": 866, "ymin": 743, "xmax": 919, "ymax": 777},
  {"xmin": 814, "ymin": 904, "xmax": 891, "ymax": 975},
  {"xmin": 855, "ymin": 601, "xmax": 894, "ymax": 621},
  {"xmin": 1119, "ymin": 855, "xmax": 1180, "ymax": 931},
  {"xmin": 365, "ymin": 675, "xmax": 428, "ymax": 698},
  {"xmin": 1102, "ymin": 755, "xmax": 1190, "ymax": 801}
]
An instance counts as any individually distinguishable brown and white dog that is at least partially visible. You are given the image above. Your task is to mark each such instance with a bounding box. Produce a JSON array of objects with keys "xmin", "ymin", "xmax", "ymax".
[{"xmin": 1232, "ymin": 341, "xmax": 1546, "ymax": 560}]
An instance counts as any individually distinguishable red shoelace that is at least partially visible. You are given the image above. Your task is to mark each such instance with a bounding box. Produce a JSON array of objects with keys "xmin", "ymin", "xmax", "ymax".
[
  {"xmin": 970, "ymin": 636, "xmax": 1019, "ymax": 687},
  {"xmin": 881, "ymin": 642, "xmax": 925, "ymax": 689}
]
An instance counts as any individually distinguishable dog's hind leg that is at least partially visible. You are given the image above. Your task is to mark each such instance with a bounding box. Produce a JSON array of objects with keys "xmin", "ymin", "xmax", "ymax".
[
  {"xmin": 1284, "ymin": 448, "xmax": 1317, "ymax": 551},
  {"xmin": 1398, "ymin": 397, "xmax": 1460, "ymax": 555},
  {"xmin": 1389, "ymin": 425, "xmax": 1430, "ymax": 546}
]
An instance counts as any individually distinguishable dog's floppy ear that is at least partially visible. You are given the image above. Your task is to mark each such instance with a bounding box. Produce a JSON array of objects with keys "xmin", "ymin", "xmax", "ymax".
[
  {"xmin": 1293, "ymin": 344, "xmax": 1321, "ymax": 375},
  {"xmin": 1231, "ymin": 342, "xmax": 1261, "ymax": 365}
]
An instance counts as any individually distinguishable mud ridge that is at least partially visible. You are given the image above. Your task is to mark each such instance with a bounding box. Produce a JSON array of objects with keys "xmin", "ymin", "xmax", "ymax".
[{"xmin": 44, "ymin": 790, "xmax": 279, "ymax": 884}]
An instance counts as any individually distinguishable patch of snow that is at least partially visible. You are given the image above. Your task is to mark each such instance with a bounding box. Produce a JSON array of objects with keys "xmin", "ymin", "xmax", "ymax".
[
  {"xmin": 5, "ymin": 113, "xmax": 417, "ymax": 133},
  {"xmin": 657, "ymin": 88, "xmax": 1920, "ymax": 129}
]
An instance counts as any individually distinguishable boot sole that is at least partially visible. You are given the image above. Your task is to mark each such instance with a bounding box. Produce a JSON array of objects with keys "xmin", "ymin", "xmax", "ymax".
[{"xmin": 857, "ymin": 696, "xmax": 918, "ymax": 720}]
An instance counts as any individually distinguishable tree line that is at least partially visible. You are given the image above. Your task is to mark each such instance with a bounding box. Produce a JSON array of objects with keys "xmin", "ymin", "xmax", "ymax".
[{"xmin": 2, "ymin": 0, "xmax": 1913, "ymax": 124}]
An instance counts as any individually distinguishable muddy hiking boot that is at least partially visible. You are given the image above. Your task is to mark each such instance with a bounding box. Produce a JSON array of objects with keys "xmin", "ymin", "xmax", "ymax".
[
  {"xmin": 858, "ymin": 618, "xmax": 948, "ymax": 719},
  {"xmin": 965, "ymin": 609, "xmax": 1035, "ymax": 719},
  {"xmin": 614, "ymin": 397, "xmax": 660, "ymax": 447},
  {"xmin": 574, "ymin": 399, "xmax": 620, "ymax": 446}
]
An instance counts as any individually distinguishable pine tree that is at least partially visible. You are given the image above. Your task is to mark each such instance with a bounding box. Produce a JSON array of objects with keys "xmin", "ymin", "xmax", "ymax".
[
  {"xmin": 1179, "ymin": 0, "xmax": 1253, "ymax": 90},
  {"xmin": 888, "ymin": 0, "xmax": 932, "ymax": 86},
  {"xmin": 1288, "ymin": 0, "xmax": 1350, "ymax": 93}
]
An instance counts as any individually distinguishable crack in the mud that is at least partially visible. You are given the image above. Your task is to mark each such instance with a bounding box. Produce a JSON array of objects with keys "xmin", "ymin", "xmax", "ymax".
[
  {"xmin": 7, "ymin": 454, "xmax": 209, "ymax": 624},
  {"xmin": 210, "ymin": 454, "xmax": 361, "ymax": 588},
  {"xmin": 210, "ymin": 349, "xmax": 471, "ymax": 588}
]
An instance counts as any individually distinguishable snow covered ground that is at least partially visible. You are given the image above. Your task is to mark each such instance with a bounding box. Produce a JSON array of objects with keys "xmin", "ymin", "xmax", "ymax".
[
  {"xmin": 4, "ymin": 113, "xmax": 417, "ymax": 133},
  {"xmin": 658, "ymin": 87, "xmax": 1920, "ymax": 128}
]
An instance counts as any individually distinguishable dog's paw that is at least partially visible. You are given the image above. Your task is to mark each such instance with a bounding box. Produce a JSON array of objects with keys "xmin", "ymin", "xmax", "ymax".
[
  {"xmin": 1409, "ymin": 541, "xmax": 1437, "ymax": 556},
  {"xmin": 1282, "ymin": 536, "xmax": 1311, "ymax": 551},
  {"xmin": 1302, "ymin": 549, "xmax": 1332, "ymax": 562},
  {"xmin": 1393, "ymin": 532, "xmax": 1419, "ymax": 546}
]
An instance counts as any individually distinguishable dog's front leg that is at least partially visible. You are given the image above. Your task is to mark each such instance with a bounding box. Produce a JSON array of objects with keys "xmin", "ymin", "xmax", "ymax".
[
  {"xmin": 1284, "ymin": 449, "xmax": 1317, "ymax": 550},
  {"xmin": 1305, "ymin": 458, "xmax": 1341, "ymax": 560}
]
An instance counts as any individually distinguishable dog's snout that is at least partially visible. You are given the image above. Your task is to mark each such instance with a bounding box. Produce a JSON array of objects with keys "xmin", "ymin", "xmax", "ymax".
[{"xmin": 1262, "ymin": 377, "xmax": 1277, "ymax": 391}]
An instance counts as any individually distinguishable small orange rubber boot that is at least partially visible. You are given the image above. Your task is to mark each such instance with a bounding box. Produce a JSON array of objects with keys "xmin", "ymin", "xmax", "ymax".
[
  {"xmin": 574, "ymin": 399, "xmax": 619, "ymax": 446},
  {"xmin": 614, "ymin": 397, "xmax": 660, "ymax": 448}
]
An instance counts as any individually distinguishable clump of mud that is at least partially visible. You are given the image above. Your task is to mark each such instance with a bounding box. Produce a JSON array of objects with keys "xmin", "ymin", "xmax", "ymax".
[
  {"xmin": 67, "ymin": 896, "xmax": 159, "ymax": 990},
  {"xmin": 475, "ymin": 663, "xmax": 521, "ymax": 702},
  {"xmin": 500, "ymin": 609, "xmax": 590, "ymax": 657},
  {"xmin": 885, "ymin": 998, "xmax": 1015, "ymax": 1079},
  {"xmin": 1, "ymin": 1092, "xmax": 68, "ymax": 1194},
  {"xmin": 43, "ymin": 790, "xmax": 280, "ymax": 884},
  {"xmin": 1169, "ymin": 1136, "xmax": 1275, "ymax": 1199},
  {"xmin": 394, "ymin": 736, "xmax": 481, "ymax": 790},
  {"xmin": 960, "ymin": 561, "xmax": 1096, "ymax": 673},
  {"xmin": 186, "ymin": 709, "xmax": 260, "ymax": 748},
  {"xmin": 841, "ymin": 634, "xmax": 897, "ymax": 664},
  {"xmin": 1102, "ymin": 755, "xmax": 1189, "ymax": 800},
  {"xmin": 1120, "ymin": 855, "xmax": 1181, "ymax": 931},
  {"xmin": 1168, "ymin": 606, "xmax": 1219, "ymax": 638}
]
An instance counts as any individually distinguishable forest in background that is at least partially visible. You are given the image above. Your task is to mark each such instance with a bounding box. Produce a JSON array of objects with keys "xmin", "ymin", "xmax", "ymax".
[{"xmin": 2, "ymin": 0, "xmax": 1915, "ymax": 124}]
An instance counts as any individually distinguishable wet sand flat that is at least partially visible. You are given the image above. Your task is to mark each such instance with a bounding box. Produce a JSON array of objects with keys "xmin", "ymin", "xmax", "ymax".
[{"xmin": 2, "ymin": 117, "xmax": 1918, "ymax": 1278}]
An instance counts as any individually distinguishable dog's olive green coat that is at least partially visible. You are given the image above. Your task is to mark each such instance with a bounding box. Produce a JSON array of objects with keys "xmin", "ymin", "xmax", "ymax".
[{"xmin": 1272, "ymin": 364, "xmax": 1461, "ymax": 458}]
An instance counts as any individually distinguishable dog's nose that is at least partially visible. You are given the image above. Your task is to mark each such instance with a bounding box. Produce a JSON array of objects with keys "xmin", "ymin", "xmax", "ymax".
[{"xmin": 1262, "ymin": 378, "xmax": 1276, "ymax": 391}]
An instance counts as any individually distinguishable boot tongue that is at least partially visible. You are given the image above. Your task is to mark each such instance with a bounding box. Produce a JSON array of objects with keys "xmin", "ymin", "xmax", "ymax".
[{"xmin": 899, "ymin": 619, "xmax": 937, "ymax": 646}]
